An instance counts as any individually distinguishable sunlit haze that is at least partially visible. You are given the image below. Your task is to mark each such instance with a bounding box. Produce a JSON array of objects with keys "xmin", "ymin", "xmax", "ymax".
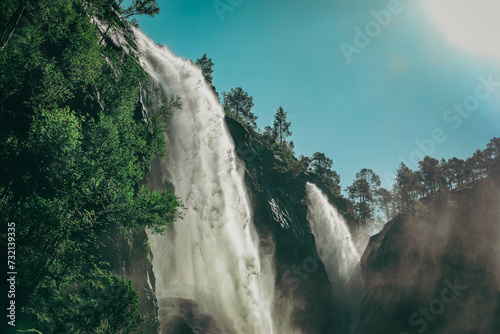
[{"xmin": 424, "ymin": 0, "xmax": 500, "ymax": 59}]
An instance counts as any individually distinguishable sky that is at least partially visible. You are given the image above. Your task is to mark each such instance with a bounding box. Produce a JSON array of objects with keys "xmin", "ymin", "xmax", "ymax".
[{"xmin": 128, "ymin": 0, "xmax": 500, "ymax": 190}]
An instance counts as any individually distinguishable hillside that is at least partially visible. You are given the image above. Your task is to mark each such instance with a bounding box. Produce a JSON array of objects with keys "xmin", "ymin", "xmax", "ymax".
[{"xmin": 360, "ymin": 176, "xmax": 500, "ymax": 334}]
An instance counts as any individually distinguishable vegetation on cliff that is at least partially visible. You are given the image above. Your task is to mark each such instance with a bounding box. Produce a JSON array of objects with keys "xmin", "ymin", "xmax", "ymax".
[
  {"xmin": 200, "ymin": 56, "xmax": 499, "ymax": 232},
  {"xmin": 0, "ymin": 0, "xmax": 182, "ymax": 332}
]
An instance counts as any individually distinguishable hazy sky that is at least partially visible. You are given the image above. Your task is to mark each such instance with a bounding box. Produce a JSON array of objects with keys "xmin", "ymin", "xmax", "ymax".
[{"xmin": 130, "ymin": 0, "xmax": 500, "ymax": 189}]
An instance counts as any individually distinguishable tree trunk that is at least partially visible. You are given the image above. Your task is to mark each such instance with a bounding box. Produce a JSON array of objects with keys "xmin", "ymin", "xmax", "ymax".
[{"xmin": 0, "ymin": 7, "xmax": 25, "ymax": 51}]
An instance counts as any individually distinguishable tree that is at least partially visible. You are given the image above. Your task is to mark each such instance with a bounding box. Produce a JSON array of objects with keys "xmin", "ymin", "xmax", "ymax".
[
  {"xmin": 347, "ymin": 169, "xmax": 381, "ymax": 225},
  {"xmin": 464, "ymin": 156, "xmax": 477, "ymax": 182},
  {"xmin": 309, "ymin": 152, "xmax": 341, "ymax": 196},
  {"xmin": 470, "ymin": 149, "xmax": 489, "ymax": 179},
  {"xmin": 195, "ymin": 54, "xmax": 218, "ymax": 98},
  {"xmin": 396, "ymin": 163, "xmax": 421, "ymax": 212},
  {"xmin": 222, "ymin": 87, "xmax": 257, "ymax": 129},
  {"xmin": 485, "ymin": 137, "xmax": 500, "ymax": 176},
  {"xmin": 438, "ymin": 158, "xmax": 453, "ymax": 189},
  {"xmin": 262, "ymin": 125, "xmax": 277, "ymax": 144},
  {"xmin": 376, "ymin": 187, "xmax": 393, "ymax": 222},
  {"xmin": 0, "ymin": 1, "xmax": 181, "ymax": 331},
  {"xmin": 298, "ymin": 155, "xmax": 311, "ymax": 170},
  {"xmin": 273, "ymin": 107, "xmax": 292, "ymax": 145},
  {"xmin": 120, "ymin": 0, "xmax": 160, "ymax": 19},
  {"xmin": 418, "ymin": 156, "xmax": 440, "ymax": 195},
  {"xmin": 448, "ymin": 157, "xmax": 466, "ymax": 187},
  {"xmin": 310, "ymin": 152, "xmax": 333, "ymax": 174}
]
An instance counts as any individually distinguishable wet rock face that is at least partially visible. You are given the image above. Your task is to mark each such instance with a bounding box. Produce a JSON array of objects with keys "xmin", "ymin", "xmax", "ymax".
[
  {"xmin": 159, "ymin": 298, "xmax": 222, "ymax": 334},
  {"xmin": 360, "ymin": 177, "xmax": 500, "ymax": 334},
  {"xmin": 101, "ymin": 229, "xmax": 160, "ymax": 333}
]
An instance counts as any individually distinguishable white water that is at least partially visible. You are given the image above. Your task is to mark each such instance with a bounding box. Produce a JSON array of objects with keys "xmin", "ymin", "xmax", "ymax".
[
  {"xmin": 305, "ymin": 183, "xmax": 360, "ymax": 285},
  {"xmin": 134, "ymin": 29, "xmax": 280, "ymax": 333}
]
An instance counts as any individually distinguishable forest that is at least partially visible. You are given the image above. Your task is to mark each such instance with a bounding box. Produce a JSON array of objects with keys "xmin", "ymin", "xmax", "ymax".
[
  {"xmin": 1, "ymin": 1, "xmax": 182, "ymax": 332},
  {"xmin": 206, "ymin": 51, "xmax": 500, "ymax": 231}
]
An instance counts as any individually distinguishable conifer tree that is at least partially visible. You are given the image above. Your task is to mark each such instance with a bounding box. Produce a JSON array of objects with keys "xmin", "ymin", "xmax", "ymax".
[
  {"xmin": 195, "ymin": 54, "xmax": 219, "ymax": 98},
  {"xmin": 273, "ymin": 107, "xmax": 291, "ymax": 145}
]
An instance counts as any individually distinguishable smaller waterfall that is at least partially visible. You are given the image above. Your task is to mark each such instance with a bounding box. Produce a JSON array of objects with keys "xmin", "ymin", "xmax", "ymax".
[
  {"xmin": 306, "ymin": 183, "xmax": 364, "ymax": 333},
  {"xmin": 305, "ymin": 182, "xmax": 360, "ymax": 285}
]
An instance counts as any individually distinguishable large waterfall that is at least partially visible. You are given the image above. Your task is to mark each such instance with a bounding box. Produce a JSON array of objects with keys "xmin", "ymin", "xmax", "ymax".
[
  {"xmin": 305, "ymin": 183, "xmax": 360, "ymax": 285},
  {"xmin": 132, "ymin": 28, "xmax": 364, "ymax": 333},
  {"xmin": 133, "ymin": 29, "xmax": 280, "ymax": 333}
]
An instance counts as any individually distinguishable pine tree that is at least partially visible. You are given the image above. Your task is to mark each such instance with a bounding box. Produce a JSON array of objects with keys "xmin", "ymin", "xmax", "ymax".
[
  {"xmin": 347, "ymin": 168, "xmax": 381, "ymax": 225},
  {"xmin": 376, "ymin": 187, "xmax": 393, "ymax": 222},
  {"xmin": 195, "ymin": 54, "xmax": 218, "ymax": 98},
  {"xmin": 418, "ymin": 156, "xmax": 440, "ymax": 195},
  {"xmin": 223, "ymin": 87, "xmax": 257, "ymax": 130},
  {"xmin": 121, "ymin": 0, "xmax": 160, "ymax": 18},
  {"xmin": 396, "ymin": 163, "xmax": 421, "ymax": 212},
  {"xmin": 273, "ymin": 107, "xmax": 291, "ymax": 145},
  {"xmin": 309, "ymin": 152, "xmax": 341, "ymax": 196}
]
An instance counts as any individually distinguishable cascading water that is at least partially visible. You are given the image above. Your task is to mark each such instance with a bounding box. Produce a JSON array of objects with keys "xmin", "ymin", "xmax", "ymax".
[
  {"xmin": 305, "ymin": 183, "xmax": 360, "ymax": 285},
  {"xmin": 133, "ymin": 29, "xmax": 280, "ymax": 333},
  {"xmin": 305, "ymin": 183, "xmax": 364, "ymax": 333}
]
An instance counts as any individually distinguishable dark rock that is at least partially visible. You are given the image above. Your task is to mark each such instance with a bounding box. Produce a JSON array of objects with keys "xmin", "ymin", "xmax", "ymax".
[
  {"xmin": 101, "ymin": 229, "xmax": 159, "ymax": 333},
  {"xmin": 225, "ymin": 116, "xmax": 358, "ymax": 333},
  {"xmin": 360, "ymin": 177, "xmax": 500, "ymax": 334},
  {"xmin": 159, "ymin": 298, "xmax": 222, "ymax": 334}
]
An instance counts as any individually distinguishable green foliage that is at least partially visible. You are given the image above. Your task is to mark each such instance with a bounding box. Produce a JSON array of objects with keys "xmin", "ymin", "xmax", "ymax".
[
  {"xmin": 375, "ymin": 187, "xmax": 394, "ymax": 222},
  {"xmin": 26, "ymin": 268, "xmax": 152, "ymax": 333},
  {"xmin": 395, "ymin": 163, "xmax": 421, "ymax": 213},
  {"xmin": 374, "ymin": 138, "xmax": 498, "ymax": 224},
  {"xmin": 273, "ymin": 107, "xmax": 292, "ymax": 145},
  {"xmin": 414, "ymin": 200, "xmax": 428, "ymax": 217},
  {"xmin": 121, "ymin": 0, "xmax": 160, "ymax": 19},
  {"xmin": 223, "ymin": 87, "xmax": 257, "ymax": 130},
  {"xmin": 195, "ymin": 54, "xmax": 219, "ymax": 98},
  {"xmin": 347, "ymin": 168, "xmax": 381, "ymax": 225},
  {"xmin": 486, "ymin": 137, "xmax": 500, "ymax": 176},
  {"xmin": 0, "ymin": 1, "xmax": 180, "ymax": 332},
  {"xmin": 262, "ymin": 125, "xmax": 276, "ymax": 145},
  {"xmin": 309, "ymin": 152, "xmax": 341, "ymax": 196},
  {"xmin": 270, "ymin": 142, "xmax": 302, "ymax": 176},
  {"xmin": 418, "ymin": 156, "xmax": 440, "ymax": 195}
]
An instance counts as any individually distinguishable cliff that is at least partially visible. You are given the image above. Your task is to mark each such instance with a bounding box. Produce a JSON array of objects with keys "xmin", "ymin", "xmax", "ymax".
[
  {"xmin": 360, "ymin": 176, "xmax": 500, "ymax": 334},
  {"xmin": 226, "ymin": 116, "xmax": 359, "ymax": 334},
  {"xmin": 101, "ymin": 229, "xmax": 160, "ymax": 333}
]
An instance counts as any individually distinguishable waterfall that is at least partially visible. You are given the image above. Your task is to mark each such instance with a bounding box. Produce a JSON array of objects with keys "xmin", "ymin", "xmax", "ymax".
[
  {"xmin": 133, "ymin": 29, "xmax": 279, "ymax": 333},
  {"xmin": 305, "ymin": 183, "xmax": 364, "ymax": 333},
  {"xmin": 305, "ymin": 183, "xmax": 360, "ymax": 285}
]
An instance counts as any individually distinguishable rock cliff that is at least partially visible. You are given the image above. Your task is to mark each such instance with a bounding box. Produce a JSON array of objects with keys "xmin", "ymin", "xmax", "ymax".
[{"xmin": 360, "ymin": 176, "xmax": 500, "ymax": 334}]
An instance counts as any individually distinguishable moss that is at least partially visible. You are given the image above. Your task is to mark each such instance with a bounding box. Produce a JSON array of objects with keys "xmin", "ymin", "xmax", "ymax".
[{"xmin": 144, "ymin": 239, "xmax": 153, "ymax": 262}]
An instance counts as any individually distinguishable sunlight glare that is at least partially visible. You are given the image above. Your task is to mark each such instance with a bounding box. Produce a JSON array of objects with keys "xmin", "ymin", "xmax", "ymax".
[{"xmin": 423, "ymin": 0, "xmax": 500, "ymax": 59}]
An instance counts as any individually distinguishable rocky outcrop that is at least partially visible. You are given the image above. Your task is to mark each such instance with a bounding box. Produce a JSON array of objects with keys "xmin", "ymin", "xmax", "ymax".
[
  {"xmin": 159, "ymin": 298, "xmax": 222, "ymax": 334},
  {"xmin": 226, "ymin": 116, "xmax": 357, "ymax": 334},
  {"xmin": 360, "ymin": 177, "xmax": 500, "ymax": 334},
  {"xmin": 101, "ymin": 229, "xmax": 160, "ymax": 333},
  {"xmin": 98, "ymin": 75, "xmax": 165, "ymax": 334}
]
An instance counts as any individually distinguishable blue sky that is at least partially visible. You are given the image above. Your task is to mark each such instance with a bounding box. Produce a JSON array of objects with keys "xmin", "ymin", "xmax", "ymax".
[{"xmin": 129, "ymin": 0, "xmax": 500, "ymax": 190}]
